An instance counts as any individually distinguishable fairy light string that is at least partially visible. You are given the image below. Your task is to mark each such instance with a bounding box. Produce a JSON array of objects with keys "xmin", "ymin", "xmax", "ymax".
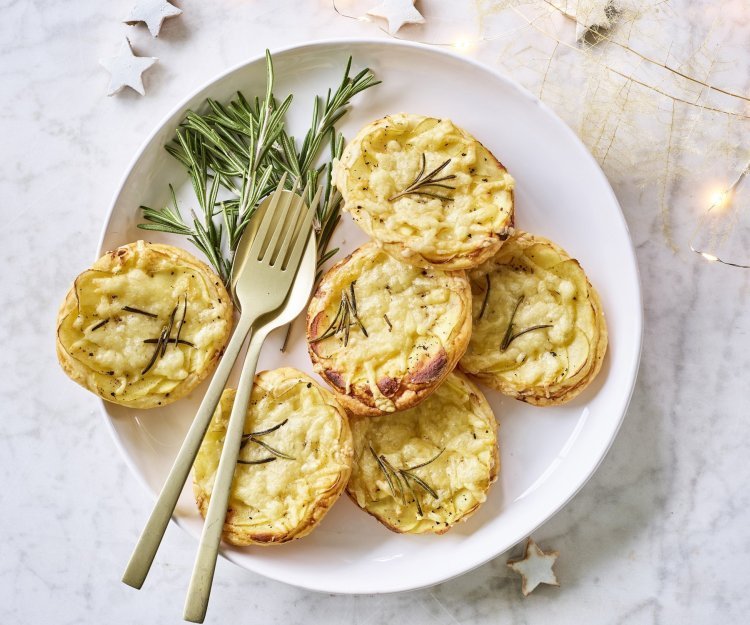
[{"xmin": 331, "ymin": 0, "xmax": 750, "ymax": 268}]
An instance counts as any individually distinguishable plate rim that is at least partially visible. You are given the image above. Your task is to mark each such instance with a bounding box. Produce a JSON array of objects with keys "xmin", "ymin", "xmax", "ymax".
[{"xmin": 97, "ymin": 37, "xmax": 644, "ymax": 594}]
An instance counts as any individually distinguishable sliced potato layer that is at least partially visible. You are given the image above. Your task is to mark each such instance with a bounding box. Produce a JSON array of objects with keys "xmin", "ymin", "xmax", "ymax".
[
  {"xmin": 193, "ymin": 368, "xmax": 353, "ymax": 546},
  {"xmin": 347, "ymin": 372, "xmax": 498, "ymax": 534},
  {"xmin": 307, "ymin": 242, "xmax": 472, "ymax": 416},
  {"xmin": 334, "ymin": 113, "xmax": 515, "ymax": 270},
  {"xmin": 56, "ymin": 241, "xmax": 232, "ymax": 409},
  {"xmin": 459, "ymin": 232, "xmax": 607, "ymax": 405}
]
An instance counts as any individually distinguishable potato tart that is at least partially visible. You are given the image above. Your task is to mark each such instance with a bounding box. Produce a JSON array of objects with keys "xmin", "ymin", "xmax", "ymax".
[
  {"xmin": 347, "ymin": 371, "xmax": 498, "ymax": 534},
  {"xmin": 306, "ymin": 242, "xmax": 472, "ymax": 417},
  {"xmin": 333, "ymin": 113, "xmax": 515, "ymax": 270},
  {"xmin": 56, "ymin": 241, "xmax": 232, "ymax": 409},
  {"xmin": 193, "ymin": 368, "xmax": 353, "ymax": 546},
  {"xmin": 459, "ymin": 232, "xmax": 608, "ymax": 405}
]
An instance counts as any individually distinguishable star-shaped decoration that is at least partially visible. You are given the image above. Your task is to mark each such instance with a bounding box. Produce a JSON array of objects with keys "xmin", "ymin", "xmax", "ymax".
[
  {"xmin": 507, "ymin": 538, "xmax": 560, "ymax": 596},
  {"xmin": 124, "ymin": 0, "xmax": 182, "ymax": 37},
  {"xmin": 99, "ymin": 37, "xmax": 157, "ymax": 96},
  {"xmin": 366, "ymin": 0, "xmax": 425, "ymax": 35}
]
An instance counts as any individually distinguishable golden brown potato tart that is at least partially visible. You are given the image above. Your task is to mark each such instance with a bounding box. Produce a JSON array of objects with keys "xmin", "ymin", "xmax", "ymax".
[
  {"xmin": 459, "ymin": 232, "xmax": 608, "ymax": 405},
  {"xmin": 193, "ymin": 368, "xmax": 353, "ymax": 546},
  {"xmin": 333, "ymin": 113, "xmax": 515, "ymax": 270},
  {"xmin": 306, "ymin": 242, "xmax": 472, "ymax": 417},
  {"xmin": 56, "ymin": 241, "xmax": 232, "ymax": 409},
  {"xmin": 346, "ymin": 371, "xmax": 498, "ymax": 534}
]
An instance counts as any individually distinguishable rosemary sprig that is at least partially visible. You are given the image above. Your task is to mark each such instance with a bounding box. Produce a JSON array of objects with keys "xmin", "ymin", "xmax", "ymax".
[
  {"xmin": 388, "ymin": 154, "xmax": 457, "ymax": 202},
  {"xmin": 239, "ymin": 418, "xmax": 295, "ymax": 461},
  {"xmin": 138, "ymin": 51, "xmax": 379, "ymax": 287},
  {"xmin": 383, "ymin": 314, "xmax": 392, "ymax": 331},
  {"xmin": 478, "ymin": 274, "xmax": 491, "ymax": 320},
  {"xmin": 369, "ymin": 445, "xmax": 444, "ymax": 517},
  {"xmin": 309, "ymin": 281, "xmax": 368, "ymax": 346},
  {"xmin": 500, "ymin": 295, "xmax": 552, "ymax": 351}
]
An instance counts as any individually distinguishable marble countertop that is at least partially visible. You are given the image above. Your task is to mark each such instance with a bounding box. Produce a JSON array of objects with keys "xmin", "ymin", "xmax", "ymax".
[{"xmin": 2, "ymin": 1, "xmax": 749, "ymax": 623}]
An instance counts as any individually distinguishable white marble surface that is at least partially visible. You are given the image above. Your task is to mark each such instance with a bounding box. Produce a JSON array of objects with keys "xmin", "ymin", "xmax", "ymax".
[{"xmin": 2, "ymin": 1, "xmax": 749, "ymax": 623}]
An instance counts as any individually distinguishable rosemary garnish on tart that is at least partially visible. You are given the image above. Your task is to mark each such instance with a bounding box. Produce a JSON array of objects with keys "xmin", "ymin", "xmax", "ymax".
[
  {"xmin": 238, "ymin": 418, "xmax": 295, "ymax": 465},
  {"xmin": 309, "ymin": 280, "xmax": 368, "ymax": 347},
  {"xmin": 141, "ymin": 294, "xmax": 191, "ymax": 375},
  {"xmin": 388, "ymin": 154, "xmax": 457, "ymax": 202},
  {"xmin": 500, "ymin": 295, "xmax": 552, "ymax": 351},
  {"xmin": 369, "ymin": 444, "xmax": 444, "ymax": 517},
  {"xmin": 138, "ymin": 51, "xmax": 380, "ymax": 286}
]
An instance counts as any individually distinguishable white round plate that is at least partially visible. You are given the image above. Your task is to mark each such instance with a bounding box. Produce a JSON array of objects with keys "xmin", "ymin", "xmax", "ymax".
[{"xmin": 100, "ymin": 39, "xmax": 642, "ymax": 594}]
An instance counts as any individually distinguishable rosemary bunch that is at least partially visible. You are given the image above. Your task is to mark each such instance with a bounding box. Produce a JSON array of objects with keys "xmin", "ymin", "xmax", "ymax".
[{"xmin": 138, "ymin": 51, "xmax": 379, "ymax": 285}]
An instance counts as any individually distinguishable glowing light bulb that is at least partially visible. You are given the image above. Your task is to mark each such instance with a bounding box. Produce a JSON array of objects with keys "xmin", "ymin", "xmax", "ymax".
[
  {"xmin": 710, "ymin": 190, "xmax": 727, "ymax": 207},
  {"xmin": 453, "ymin": 37, "xmax": 476, "ymax": 53},
  {"xmin": 701, "ymin": 252, "xmax": 719, "ymax": 262}
]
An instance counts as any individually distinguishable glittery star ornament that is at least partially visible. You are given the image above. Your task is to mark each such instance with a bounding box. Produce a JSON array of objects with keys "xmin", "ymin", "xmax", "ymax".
[
  {"xmin": 507, "ymin": 538, "xmax": 560, "ymax": 596},
  {"xmin": 99, "ymin": 37, "xmax": 157, "ymax": 96},
  {"xmin": 124, "ymin": 0, "xmax": 182, "ymax": 37},
  {"xmin": 366, "ymin": 0, "xmax": 425, "ymax": 35}
]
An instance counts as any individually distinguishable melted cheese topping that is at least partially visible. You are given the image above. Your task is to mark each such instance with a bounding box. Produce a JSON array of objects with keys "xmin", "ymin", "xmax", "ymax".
[
  {"xmin": 193, "ymin": 368, "xmax": 353, "ymax": 545},
  {"xmin": 334, "ymin": 114, "xmax": 514, "ymax": 267},
  {"xmin": 347, "ymin": 372, "xmax": 498, "ymax": 534},
  {"xmin": 460, "ymin": 232, "xmax": 605, "ymax": 399},
  {"xmin": 56, "ymin": 241, "xmax": 231, "ymax": 407},
  {"xmin": 307, "ymin": 242, "xmax": 470, "ymax": 413}
]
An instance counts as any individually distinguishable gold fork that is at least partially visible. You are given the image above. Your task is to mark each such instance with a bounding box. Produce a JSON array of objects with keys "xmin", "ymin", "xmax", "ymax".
[
  {"xmin": 122, "ymin": 177, "xmax": 319, "ymax": 606},
  {"xmin": 183, "ymin": 180, "xmax": 319, "ymax": 621}
]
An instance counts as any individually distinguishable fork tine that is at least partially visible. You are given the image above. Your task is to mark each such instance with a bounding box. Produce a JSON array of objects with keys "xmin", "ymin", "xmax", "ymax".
[
  {"xmin": 265, "ymin": 181, "xmax": 307, "ymax": 264},
  {"xmin": 272, "ymin": 181, "xmax": 310, "ymax": 266},
  {"xmin": 282, "ymin": 186, "xmax": 322, "ymax": 271},
  {"xmin": 248, "ymin": 174, "xmax": 287, "ymax": 260}
]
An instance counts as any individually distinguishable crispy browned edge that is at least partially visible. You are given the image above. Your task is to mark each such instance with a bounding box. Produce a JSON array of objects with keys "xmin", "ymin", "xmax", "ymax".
[
  {"xmin": 306, "ymin": 241, "xmax": 473, "ymax": 417},
  {"xmin": 459, "ymin": 232, "xmax": 609, "ymax": 406},
  {"xmin": 345, "ymin": 371, "xmax": 500, "ymax": 535},
  {"xmin": 193, "ymin": 368, "xmax": 354, "ymax": 546},
  {"xmin": 55, "ymin": 241, "xmax": 233, "ymax": 409},
  {"xmin": 339, "ymin": 114, "xmax": 515, "ymax": 271}
]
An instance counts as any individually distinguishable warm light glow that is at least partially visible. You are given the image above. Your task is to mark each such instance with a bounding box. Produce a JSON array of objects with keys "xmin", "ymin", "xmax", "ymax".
[
  {"xmin": 710, "ymin": 190, "xmax": 728, "ymax": 207},
  {"xmin": 453, "ymin": 37, "xmax": 477, "ymax": 53},
  {"xmin": 701, "ymin": 252, "xmax": 719, "ymax": 262}
]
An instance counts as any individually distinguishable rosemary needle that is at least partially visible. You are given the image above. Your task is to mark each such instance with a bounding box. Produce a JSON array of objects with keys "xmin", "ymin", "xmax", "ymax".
[
  {"xmin": 143, "ymin": 338, "xmax": 194, "ymax": 347},
  {"xmin": 90, "ymin": 318, "xmax": 109, "ymax": 331},
  {"xmin": 383, "ymin": 314, "xmax": 392, "ymax": 331},
  {"xmin": 478, "ymin": 274, "xmax": 491, "ymax": 320},
  {"xmin": 237, "ymin": 457, "xmax": 276, "ymax": 465},
  {"xmin": 122, "ymin": 306, "xmax": 158, "ymax": 318}
]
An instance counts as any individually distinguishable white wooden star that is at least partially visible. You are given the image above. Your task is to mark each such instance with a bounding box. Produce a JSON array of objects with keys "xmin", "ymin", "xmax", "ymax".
[
  {"xmin": 507, "ymin": 538, "xmax": 560, "ymax": 596},
  {"xmin": 124, "ymin": 0, "xmax": 182, "ymax": 37},
  {"xmin": 99, "ymin": 37, "xmax": 157, "ymax": 96},
  {"xmin": 367, "ymin": 0, "xmax": 425, "ymax": 35}
]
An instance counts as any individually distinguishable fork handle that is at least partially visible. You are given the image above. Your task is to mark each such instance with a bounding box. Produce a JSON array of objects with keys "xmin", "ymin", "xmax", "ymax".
[
  {"xmin": 121, "ymin": 314, "xmax": 254, "ymax": 590},
  {"xmin": 183, "ymin": 326, "xmax": 268, "ymax": 623}
]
